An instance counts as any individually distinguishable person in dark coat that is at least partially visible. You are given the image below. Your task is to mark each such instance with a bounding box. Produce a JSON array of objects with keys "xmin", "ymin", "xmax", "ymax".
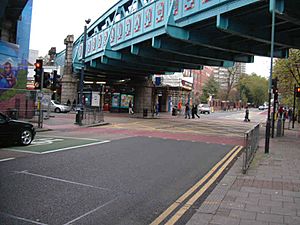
[
  {"xmin": 185, "ymin": 103, "xmax": 191, "ymax": 119},
  {"xmin": 244, "ymin": 107, "xmax": 250, "ymax": 122},
  {"xmin": 192, "ymin": 104, "xmax": 200, "ymax": 119}
]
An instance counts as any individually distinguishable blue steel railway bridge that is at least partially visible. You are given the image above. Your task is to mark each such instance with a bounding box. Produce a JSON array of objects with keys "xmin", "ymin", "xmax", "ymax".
[{"xmin": 55, "ymin": 0, "xmax": 300, "ymax": 113}]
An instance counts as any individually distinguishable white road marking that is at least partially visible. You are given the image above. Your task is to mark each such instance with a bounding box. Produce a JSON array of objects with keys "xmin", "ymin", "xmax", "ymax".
[
  {"xmin": 37, "ymin": 135, "xmax": 99, "ymax": 141},
  {"xmin": 41, "ymin": 140, "xmax": 111, "ymax": 154},
  {"xmin": 0, "ymin": 212, "xmax": 47, "ymax": 225},
  {"xmin": 63, "ymin": 197, "xmax": 117, "ymax": 225},
  {"xmin": 0, "ymin": 157, "xmax": 15, "ymax": 162},
  {"xmin": 31, "ymin": 138, "xmax": 64, "ymax": 146},
  {"xmin": 0, "ymin": 148, "xmax": 41, "ymax": 154},
  {"xmin": 15, "ymin": 171, "xmax": 111, "ymax": 191}
]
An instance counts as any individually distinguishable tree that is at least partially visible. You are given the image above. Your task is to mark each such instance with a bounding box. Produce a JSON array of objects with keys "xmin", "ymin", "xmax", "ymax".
[
  {"xmin": 273, "ymin": 49, "xmax": 300, "ymax": 106},
  {"xmin": 238, "ymin": 73, "xmax": 268, "ymax": 106},
  {"xmin": 224, "ymin": 64, "xmax": 241, "ymax": 101},
  {"xmin": 200, "ymin": 75, "xmax": 220, "ymax": 103}
]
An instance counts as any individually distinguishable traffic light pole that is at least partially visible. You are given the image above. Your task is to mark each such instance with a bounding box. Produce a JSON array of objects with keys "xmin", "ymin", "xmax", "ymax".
[
  {"xmin": 38, "ymin": 69, "xmax": 44, "ymax": 128},
  {"xmin": 271, "ymin": 93, "xmax": 276, "ymax": 138},
  {"xmin": 265, "ymin": 2, "xmax": 276, "ymax": 154},
  {"xmin": 76, "ymin": 21, "xmax": 89, "ymax": 125},
  {"xmin": 292, "ymin": 84, "xmax": 296, "ymax": 129}
]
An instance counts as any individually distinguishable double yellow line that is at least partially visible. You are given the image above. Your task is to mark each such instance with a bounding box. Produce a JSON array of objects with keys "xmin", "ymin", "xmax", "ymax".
[{"xmin": 150, "ymin": 145, "xmax": 244, "ymax": 225}]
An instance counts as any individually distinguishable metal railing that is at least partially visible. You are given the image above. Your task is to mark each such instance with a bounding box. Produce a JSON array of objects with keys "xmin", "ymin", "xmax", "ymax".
[
  {"xmin": 81, "ymin": 108, "xmax": 104, "ymax": 126},
  {"xmin": 243, "ymin": 124, "xmax": 260, "ymax": 174}
]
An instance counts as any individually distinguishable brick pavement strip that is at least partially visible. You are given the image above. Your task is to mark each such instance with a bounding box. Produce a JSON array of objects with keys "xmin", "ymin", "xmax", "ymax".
[
  {"xmin": 256, "ymin": 212, "xmax": 284, "ymax": 223},
  {"xmin": 229, "ymin": 209, "xmax": 256, "ymax": 220},
  {"xmin": 248, "ymin": 193, "xmax": 271, "ymax": 200},
  {"xmin": 271, "ymin": 206, "xmax": 297, "ymax": 216},
  {"xmin": 239, "ymin": 219, "xmax": 268, "ymax": 225},
  {"xmin": 245, "ymin": 203, "xmax": 271, "ymax": 214},
  {"xmin": 210, "ymin": 215, "xmax": 240, "ymax": 225}
]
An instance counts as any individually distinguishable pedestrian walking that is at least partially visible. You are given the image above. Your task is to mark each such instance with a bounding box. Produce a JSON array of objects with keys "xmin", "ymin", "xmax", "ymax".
[
  {"xmin": 192, "ymin": 104, "xmax": 200, "ymax": 119},
  {"xmin": 154, "ymin": 102, "xmax": 159, "ymax": 116},
  {"xmin": 72, "ymin": 99, "xmax": 76, "ymax": 111},
  {"xmin": 178, "ymin": 101, "xmax": 182, "ymax": 115},
  {"xmin": 244, "ymin": 107, "xmax": 250, "ymax": 122},
  {"xmin": 278, "ymin": 106, "xmax": 284, "ymax": 119},
  {"xmin": 128, "ymin": 100, "xmax": 134, "ymax": 115},
  {"xmin": 185, "ymin": 102, "xmax": 191, "ymax": 119},
  {"xmin": 67, "ymin": 99, "xmax": 71, "ymax": 106}
]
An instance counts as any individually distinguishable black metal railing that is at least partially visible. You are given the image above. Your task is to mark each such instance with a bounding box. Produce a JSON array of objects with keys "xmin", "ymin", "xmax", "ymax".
[
  {"xmin": 81, "ymin": 108, "xmax": 104, "ymax": 126},
  {"xmin": 243, "ymin": 124, "xmax": 260, "ymax": 174}
]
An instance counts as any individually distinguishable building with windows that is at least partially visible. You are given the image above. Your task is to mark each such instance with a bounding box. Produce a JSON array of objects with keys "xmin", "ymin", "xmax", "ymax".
[{"xmin": 211, "ymin": 63, "xmax": 246, "ymax": 88}]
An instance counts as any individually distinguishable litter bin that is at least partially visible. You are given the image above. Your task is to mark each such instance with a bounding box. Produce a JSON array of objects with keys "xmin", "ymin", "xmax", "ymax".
[
  {"xmin": 9, "ymin": 109, "xmax": 19, "ymax": 120},
  {"xmin": 75, "ymin": 108, "xmax": 83, "ymax": 124},
  {"xmin": 172, "ymin": 107, "xmax": 177, "ymax": 116},
  {"xmin": 143, "ymin": 108, "xmax": 148, "ymax": 118}
]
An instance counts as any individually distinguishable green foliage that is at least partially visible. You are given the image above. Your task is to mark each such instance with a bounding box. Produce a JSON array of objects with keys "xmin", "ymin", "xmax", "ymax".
[
  {"xmin": 200, "ymin": 76, "xmax": 220, "ymax": 103},
  {"xmin": 237, "ymin": 73, "xmax": 268, "ymax": 106},
  {"xmin": 0, "ymin": 69, "xmax": 27, "ymax": 101},
  {"xmin": 273, "ymin": 49, "xmax": 300, "ymax": 106}
]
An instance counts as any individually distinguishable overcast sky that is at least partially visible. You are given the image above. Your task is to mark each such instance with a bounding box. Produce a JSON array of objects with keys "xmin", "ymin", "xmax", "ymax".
[{"xmin": 29, "ymin": 0, "xmax": 270, "ymax": 77}]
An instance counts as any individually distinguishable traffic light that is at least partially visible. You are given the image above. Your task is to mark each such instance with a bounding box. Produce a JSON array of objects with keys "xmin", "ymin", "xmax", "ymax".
[
  {"xmin": 34, "ymin": 59, "xmax": 43, "ymax": 89},
  {"xmin": 295, "ymin": 86, "xmax": 300, "ymax": 97},
  {"xmin": 43, "ymin": 73, "xmax": 51, "ymax": 88},
  {"xmin": 274, "ymin": 88, "xmax": 279, "ymax": 103},
  {"xmin": 272, "ymin": 78, "xmax": 278, "ymax": 94},
  {"xmin": 52, "ymin": 70, "xmax": 58, "ymax": 87}
]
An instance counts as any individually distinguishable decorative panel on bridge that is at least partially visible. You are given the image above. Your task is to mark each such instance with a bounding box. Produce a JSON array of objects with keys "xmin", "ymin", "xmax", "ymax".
[
  {"xmin": 78, "ymin": 0, "xmax": 237, "ymax": 62},
  {"xmin": 55, "ymin": 0, "xmax": 300, "ymax": 80}
]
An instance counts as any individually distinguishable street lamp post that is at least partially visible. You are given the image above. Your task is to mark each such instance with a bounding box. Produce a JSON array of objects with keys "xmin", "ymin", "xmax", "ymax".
[
  {"xmin": 265, "ymin": 2, "xmax": 276, "ymax": 154},
  {"xmin": 76, "ymin": 19, "xmax": 91, "ymax": 125}
]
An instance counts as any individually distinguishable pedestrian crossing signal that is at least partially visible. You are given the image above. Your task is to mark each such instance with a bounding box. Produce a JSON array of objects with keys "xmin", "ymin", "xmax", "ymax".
[{"xmin": 296, "ymin": 87, "xmax": 300, "ymax": 97}]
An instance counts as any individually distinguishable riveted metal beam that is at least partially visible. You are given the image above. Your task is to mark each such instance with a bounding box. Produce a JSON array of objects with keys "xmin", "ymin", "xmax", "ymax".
[
  {"xmin": 104, "ymin": 49, "xmax": 203, "ymax": 70},
  {"xmin": 152, "ymin": 36, "xmax": 254, "ymax": 63},
  {"xmin": 90, "ymin": 60, "xmax": 151, "ymax": 76},
  {"xmin": 131, "ymin": 44, "xmax": 231, "ymax": 67},
  {"xmin": 101, "ymin": 56, "xmax": 182, "ymax": 73},
  {"xmin": 216, "ymin": 14, "xmax": 300, "ymax": 48},
  {"xmin": 152, "ymin": 37, "xmax": 234, "ymax": 68}
]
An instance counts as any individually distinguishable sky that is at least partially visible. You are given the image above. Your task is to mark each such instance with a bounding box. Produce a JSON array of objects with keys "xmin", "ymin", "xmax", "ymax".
[{"xmin": 29, "ymin": 0, "xmax": 270, "ymax": 78}]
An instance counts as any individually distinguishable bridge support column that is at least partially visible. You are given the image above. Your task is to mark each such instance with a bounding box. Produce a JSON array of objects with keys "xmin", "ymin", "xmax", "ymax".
[
  {"xmin": 134, "ymin": 78, "xmax": 154, "ymax": 118},
  {"xmin": 61, "ymin": 35, "xmax": 77, "ymax": 105}
]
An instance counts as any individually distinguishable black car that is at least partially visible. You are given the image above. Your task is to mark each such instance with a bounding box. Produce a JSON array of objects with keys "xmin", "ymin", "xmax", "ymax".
[{"xmin": 0, "ymin": 112, "xmax": 36, "ymax": 146}]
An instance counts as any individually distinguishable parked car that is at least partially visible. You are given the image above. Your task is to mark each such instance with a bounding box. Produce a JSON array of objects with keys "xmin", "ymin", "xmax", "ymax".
[
  {"xmin": 198, "ymin": 104, "xmax": 211, "ymax": 114},
  {"xmin": 258, "ymin": 105, "xmax": 268, "ymax": 110},
  {"xmin": 47, "ymin": 100, "xmax": 71, "ymax": 113},
  {"xmin": 0, "ymin": 112, "xmax": 36, "ymax": 146}
]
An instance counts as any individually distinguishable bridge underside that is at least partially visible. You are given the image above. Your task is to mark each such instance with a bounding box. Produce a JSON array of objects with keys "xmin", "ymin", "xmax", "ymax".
[{"xmin": 74, "ymin": 0, "xmax": 300, "ymax": 84}]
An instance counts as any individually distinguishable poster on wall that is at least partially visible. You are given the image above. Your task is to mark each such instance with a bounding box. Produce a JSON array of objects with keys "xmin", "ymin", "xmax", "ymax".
[
  {"xmin": 0, "ymin": 42, "xmax": 27, "ymax": 99},
  {"xmin": 91, "ymin": 92, "xmax": 100, "ymax": 107},
  {"xmin": 120, "ymin": 94, "xmax": 134, "ymax": 109},
  {"xmin": 111, "ymin": 93, "xmax": 120, "ymax": 108}
]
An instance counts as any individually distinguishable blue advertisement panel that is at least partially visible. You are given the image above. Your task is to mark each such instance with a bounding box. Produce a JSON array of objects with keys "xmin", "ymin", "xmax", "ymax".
[{"xmin": 111, "ymin": 93, "xmax": 120, "ymax": 108}]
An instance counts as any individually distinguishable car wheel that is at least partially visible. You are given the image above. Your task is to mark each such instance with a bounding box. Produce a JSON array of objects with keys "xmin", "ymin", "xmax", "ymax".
[
  {"xmin": 55, "ymin": 107, "xmax": 61, "ymax": 113},
  {"xmin": 20, "ymin": 129, "xmax": 33, "ymax": 146}
]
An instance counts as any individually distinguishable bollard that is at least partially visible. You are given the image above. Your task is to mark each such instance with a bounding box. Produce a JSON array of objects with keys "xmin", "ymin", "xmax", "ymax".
[
  {"xmin": 282, "ymin": 119, "xmax": 285, "ymax": 136},
  {"xmin": 276, "ymin": 119, "xmax": 282, "ymax": 137}
]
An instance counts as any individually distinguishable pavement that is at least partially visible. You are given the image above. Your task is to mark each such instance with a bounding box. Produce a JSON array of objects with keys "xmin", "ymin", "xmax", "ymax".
[{"xmin": 186, "ymin": 123, "xmax": 300, "ymax": 225}]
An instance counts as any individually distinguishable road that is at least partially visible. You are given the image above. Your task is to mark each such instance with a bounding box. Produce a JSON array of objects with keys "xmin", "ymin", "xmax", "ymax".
[{"xmin": 0, "ymin": 110, "xmax": 265, "ymax": 224}]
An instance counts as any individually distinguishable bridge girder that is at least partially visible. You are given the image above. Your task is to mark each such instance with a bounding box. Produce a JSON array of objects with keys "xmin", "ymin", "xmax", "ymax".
[{"xmin": 53, "ymin": 0, "xmax": 300, "ymax": 81}]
